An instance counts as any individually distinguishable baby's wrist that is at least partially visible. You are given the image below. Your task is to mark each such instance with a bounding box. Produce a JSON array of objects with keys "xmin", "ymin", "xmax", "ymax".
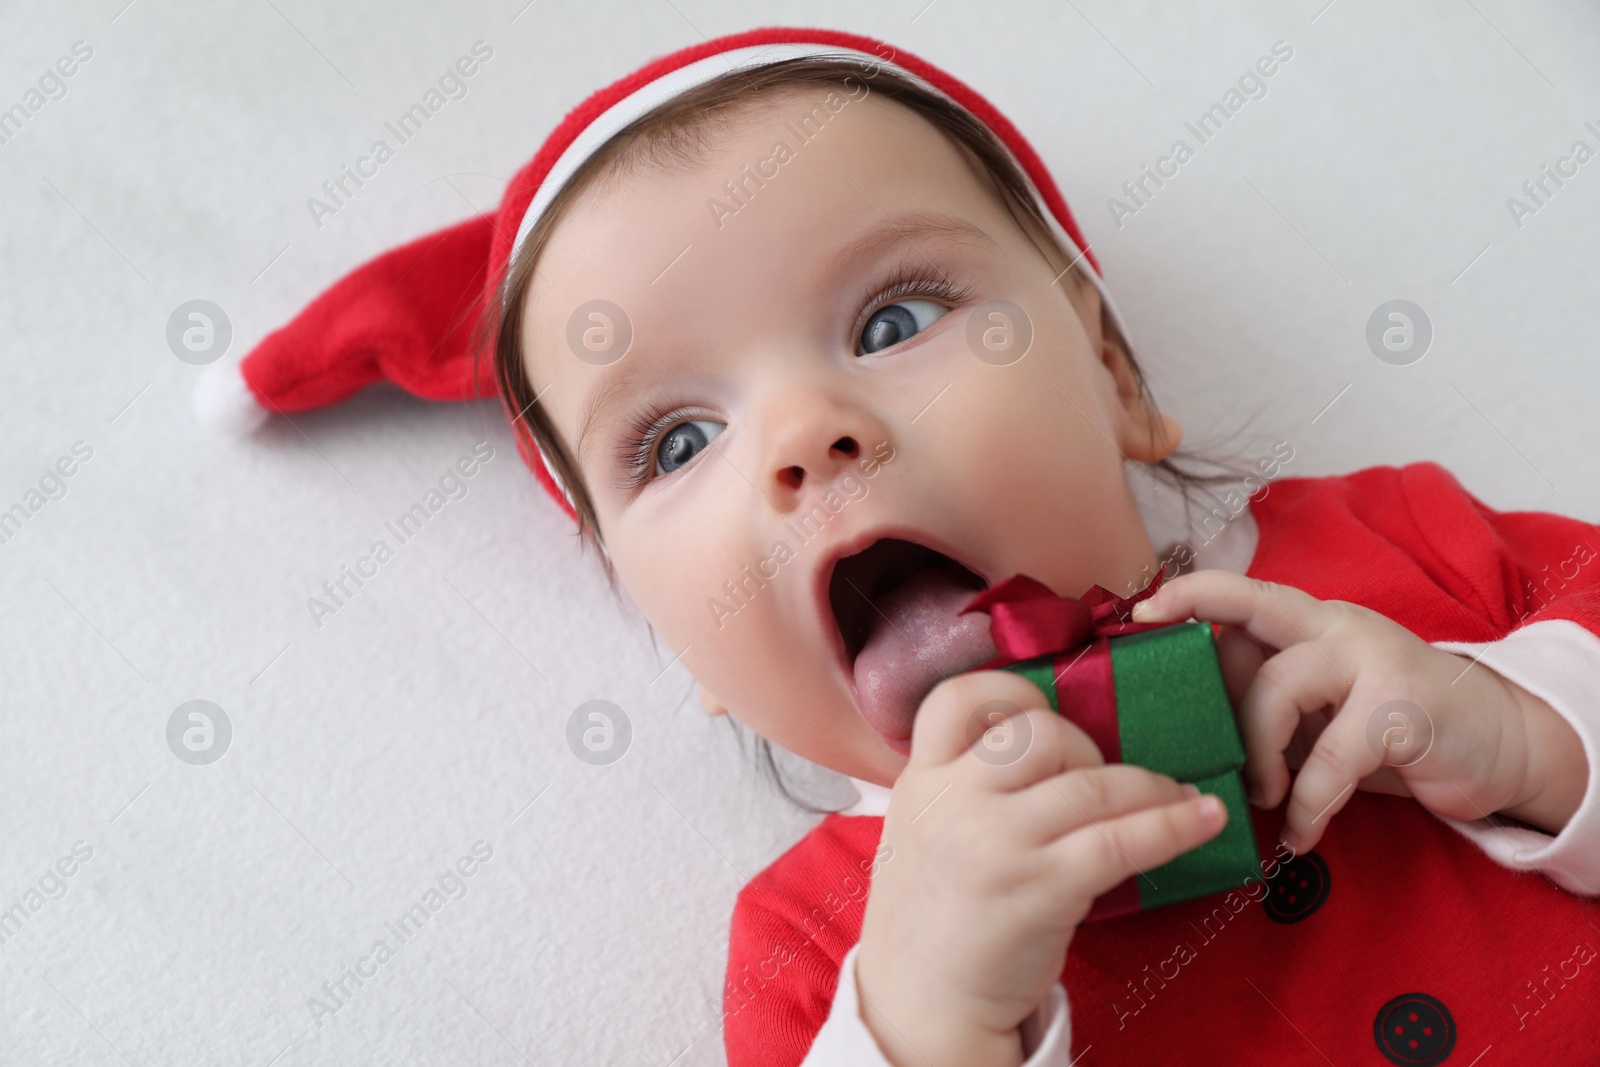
[
  {"xmin": 1496, "ymin": 677, "xmax": 1588, "ymax": 834},
  {"xmin": 859, "ymin": 998, "xmax": 1025, "ymax": 1067},
  {"xmin": 855, "ymin": 947, "xmax": 1025, "ymax": 1067}
]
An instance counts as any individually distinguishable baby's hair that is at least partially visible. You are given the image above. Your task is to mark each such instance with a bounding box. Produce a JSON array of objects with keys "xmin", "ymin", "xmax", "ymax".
[{"xmin": 475, "ymin": 55, "xmax": 1257, "ymax": 814}]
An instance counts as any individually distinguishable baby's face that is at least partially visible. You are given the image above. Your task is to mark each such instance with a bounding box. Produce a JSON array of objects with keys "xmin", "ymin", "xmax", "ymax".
[{"xmin": 524, "ymin": 87, "xmax": 1174, "ymax": 786}]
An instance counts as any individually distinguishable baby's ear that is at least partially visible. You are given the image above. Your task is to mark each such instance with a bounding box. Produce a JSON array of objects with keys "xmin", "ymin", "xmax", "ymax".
[
  {"xmin": 1064, "ymin": 267, "xmax": 1123, "ymax": 375},
  {"xmin": 1079, "ymin": 280, "xmax": 1184, "ymax": 464},
  {"xmin": 698, "ymin": 687, "xmax": 730, "ymax": 717}
]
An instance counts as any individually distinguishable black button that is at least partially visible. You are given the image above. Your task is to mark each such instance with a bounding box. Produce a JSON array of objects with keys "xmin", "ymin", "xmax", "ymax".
[
  {"xmin": 1374, "ymin": 992, "xmax": 1456, "ymax": 1065},
  {"xmin": 1262, "ymin": 850, "xmax": 1329, "ymax": 923}
]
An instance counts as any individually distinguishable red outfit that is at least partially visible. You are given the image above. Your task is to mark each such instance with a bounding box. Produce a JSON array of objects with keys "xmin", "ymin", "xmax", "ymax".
[{"xmin": 723, "ymin": 463, "xmax": 1600, "ymax": 1065}]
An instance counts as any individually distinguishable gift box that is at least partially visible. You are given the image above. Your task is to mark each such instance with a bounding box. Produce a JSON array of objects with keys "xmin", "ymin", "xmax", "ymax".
[{"xmin": 961, "ymin": 572, "xmax": 1261, "ymax": 921}]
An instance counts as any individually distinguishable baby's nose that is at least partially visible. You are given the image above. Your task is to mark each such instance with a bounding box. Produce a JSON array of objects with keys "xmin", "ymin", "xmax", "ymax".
[
  {"xmin": 775, "ymin": 434, "xmax": 861, "ymax": 492},
  {"xmin": 756, "ymin": 377, "xmax": 892, "ymax": 509}
]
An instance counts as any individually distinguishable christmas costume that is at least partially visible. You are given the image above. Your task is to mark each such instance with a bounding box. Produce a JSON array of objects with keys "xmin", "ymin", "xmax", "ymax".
[{"xmin": 724, "ymin": 463, "xmax": 1600, "ymax": 1066}]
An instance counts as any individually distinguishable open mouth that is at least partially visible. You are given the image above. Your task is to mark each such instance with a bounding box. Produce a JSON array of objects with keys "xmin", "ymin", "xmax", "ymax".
[
  {"xmin": 825, "ymin": 536, "xmax": 997, "ymax": 751},
  {"xmin": 828, "ymin": 537, "xmax": 988, "ymax": 663}
]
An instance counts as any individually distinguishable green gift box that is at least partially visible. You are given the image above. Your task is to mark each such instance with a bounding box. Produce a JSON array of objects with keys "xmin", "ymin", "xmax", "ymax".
[{"xmin": 961, "ymin": 574, "xmax": 1262, "ymax": 921}]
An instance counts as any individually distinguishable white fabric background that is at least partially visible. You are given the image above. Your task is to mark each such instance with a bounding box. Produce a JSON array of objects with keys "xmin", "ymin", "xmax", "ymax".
[{"xmin": 2, "ymin": 1, "xmax": 1598, "ymax": 1064}]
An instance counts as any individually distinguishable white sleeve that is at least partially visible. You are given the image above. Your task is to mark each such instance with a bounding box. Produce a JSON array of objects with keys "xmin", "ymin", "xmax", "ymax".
[
  {"xmin": 1430, "ymin": 618, "xmax": 1600, "ymax": 896},
  {"xmin": 802, "ymin": 941, "xmax": 1073, "ymax": 1065}
]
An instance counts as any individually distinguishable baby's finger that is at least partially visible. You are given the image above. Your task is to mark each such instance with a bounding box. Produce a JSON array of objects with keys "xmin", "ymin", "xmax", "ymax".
[
  {"xmin": 909, "ymin": 670, "xmax": 1059, "ymax": 769},
  {"xmin": 956, "ymin": 704, "xmax": 1105, "ymax": 792},
  {"xmin": 1355, "ymin": 764, "xmax": 1415, "ymax": 798},
  {"xmin": 1237, "ymin": 643, "xmax": 1352, "ymax": 808},
  {"xmin": 1132, "ymin": 571, "xmax": 1334, "ymax": 654},
  {"xmin": 1047, "ymin": 792, "xmax": 1227, "ymax": 901},
  {"xmin": 947, "ymin": 703, "xmax": 1100, "ymax": 796},
  {"xmin": 1015, "ymin": 763, "xmax": 1195, "ymax": 845},
  {"xmin": 1279, "ymin": 695, "xmax": 1389, "ymax": 853},
  {"xmin": 1284, "ymin": 709, "xmax": 1331, "ymax": 771},
  {"xmin": 1214, "ymin": 623, "xmax": 1269, "ymax": 712}
]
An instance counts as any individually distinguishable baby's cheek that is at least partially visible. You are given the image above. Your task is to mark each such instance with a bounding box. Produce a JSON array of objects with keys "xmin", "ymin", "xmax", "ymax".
[
  {"xmin": 687, "ymin": 569, "xmax": 858, "ymax": 743},
  {"xmin": 691, "ymin": 569, "xmax": 799, "ymax": 676},
  {"xmin": 662, "ymin": 549, "xmax": 771, "ymax": 657}
]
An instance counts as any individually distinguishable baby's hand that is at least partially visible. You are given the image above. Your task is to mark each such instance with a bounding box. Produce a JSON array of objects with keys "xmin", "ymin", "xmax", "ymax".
[
  {"xmin": 855, "ymin": 669, "xmax": 1225, "ymax": 1067},
  {"xmin": 1132, "ymin": 571, "xmax": 1588, "ymax": 853}
]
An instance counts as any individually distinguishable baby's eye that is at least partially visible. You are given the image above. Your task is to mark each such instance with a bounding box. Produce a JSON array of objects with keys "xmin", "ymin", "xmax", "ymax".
[
  {"xmin": 858, "ymin": 299, "xmax": 947, "ymax": 355},
  {"xmin": 656, "ymin": 419, "xmax": 725, "ymax": 476}
]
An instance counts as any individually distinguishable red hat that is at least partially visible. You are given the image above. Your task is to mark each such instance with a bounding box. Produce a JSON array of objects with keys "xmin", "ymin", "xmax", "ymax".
[{"xmin": 195, "ymin": 26, "xmax": 1124, "ymax": 524}]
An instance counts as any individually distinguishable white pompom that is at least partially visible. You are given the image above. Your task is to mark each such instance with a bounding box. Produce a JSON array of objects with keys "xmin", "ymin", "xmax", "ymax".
[{"xmin": 193, "ymin": 359, "xmax": 271, "ymax": 435}]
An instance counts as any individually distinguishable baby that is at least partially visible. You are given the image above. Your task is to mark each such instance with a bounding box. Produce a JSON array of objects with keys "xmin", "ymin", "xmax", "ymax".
[{"xmin": 212, "ymin": 27, "xmax": 1600, "ymax": 1067}]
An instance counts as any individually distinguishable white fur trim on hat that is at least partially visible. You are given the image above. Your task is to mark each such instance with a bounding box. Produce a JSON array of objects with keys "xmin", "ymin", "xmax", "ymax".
[
  {"xmin": 193, "ymin": 358, "xmax": 271, "ymax": 435},
  {"xmin": 506, "ymin": 40, "xmax": 1135, "ymax": 351}
]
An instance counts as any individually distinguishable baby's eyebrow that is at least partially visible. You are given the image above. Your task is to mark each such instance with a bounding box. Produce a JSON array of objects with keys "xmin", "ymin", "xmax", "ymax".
[
  {"xmin": 576, "ymin": 365, "xmax": 643, "ymax": 466},
  {"xmin": 829, "ymin": 209, "xmax": 999, "ymax": 278}
]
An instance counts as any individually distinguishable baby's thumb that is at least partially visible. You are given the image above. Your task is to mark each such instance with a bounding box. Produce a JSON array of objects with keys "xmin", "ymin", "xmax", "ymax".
[{"xmin": 910, "ymin": 669, "xmax": 1057, "ymax": 766}]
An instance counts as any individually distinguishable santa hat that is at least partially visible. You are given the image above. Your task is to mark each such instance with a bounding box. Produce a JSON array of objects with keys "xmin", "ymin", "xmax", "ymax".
[{"xmin": 195, "ymin": 26, "xmax": 1127, "ymax": 524}]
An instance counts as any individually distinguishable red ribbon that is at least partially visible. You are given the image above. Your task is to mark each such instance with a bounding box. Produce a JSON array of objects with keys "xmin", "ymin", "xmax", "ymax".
[
  {"xmin": 959, "ymin": 570, "xmax": 1176, "ymax": 921},
  {"xmin": 960, "ymin": 569, "xmax": 1172, "ymax": 669}
]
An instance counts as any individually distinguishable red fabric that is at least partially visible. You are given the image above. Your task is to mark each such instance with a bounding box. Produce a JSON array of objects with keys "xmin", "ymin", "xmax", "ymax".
[
  {"xmin": 238, "ymin": 27, "xmax": 1104, "ymax": 525},
  {"xmin": 240, "ymin": 216, "xmax": 497, "ymax": 411},
  {"xmin": 723, "ymin": 462, "xmax": 1600, "ymax": 1066}
]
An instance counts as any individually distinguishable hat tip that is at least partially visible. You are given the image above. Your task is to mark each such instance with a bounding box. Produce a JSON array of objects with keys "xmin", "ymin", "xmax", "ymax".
[{"xmin": 193, "ymin": 359, "xmax": 271, "ymax": 436}]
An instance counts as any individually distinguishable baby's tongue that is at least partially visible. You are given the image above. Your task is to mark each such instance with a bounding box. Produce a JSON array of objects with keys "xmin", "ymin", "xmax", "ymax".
[{"xmin": 852, "ymin": 568, "xmax": 998, "ymax": 749}]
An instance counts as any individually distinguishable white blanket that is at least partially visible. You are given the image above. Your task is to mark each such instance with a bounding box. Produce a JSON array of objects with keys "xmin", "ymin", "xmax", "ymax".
[{"xmin": 2, "ymin": 1, "xmax": 1597, "ymax": 1063}]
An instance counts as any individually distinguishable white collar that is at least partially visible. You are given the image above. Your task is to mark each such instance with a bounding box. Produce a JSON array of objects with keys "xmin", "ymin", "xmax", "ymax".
[{"xmin": 839, "ymin": 467, "xmax": 1260, "ymax": 818}]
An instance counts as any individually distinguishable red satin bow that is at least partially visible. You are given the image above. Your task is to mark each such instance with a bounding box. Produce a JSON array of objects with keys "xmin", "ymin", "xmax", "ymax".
[{"xmin": 961, "ymin": 570, "xmax": 1172, "ymax": 669}]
